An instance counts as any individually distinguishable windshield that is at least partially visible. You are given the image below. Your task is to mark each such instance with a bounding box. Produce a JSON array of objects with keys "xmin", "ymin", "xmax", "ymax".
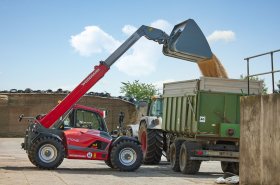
[
  {"xmin": 149, "ymin": 98, "xmax": 163, "ymax": 117},
  {"xmin": 52, "ymin": 108, "xmax": 73, "ymax": 129}
]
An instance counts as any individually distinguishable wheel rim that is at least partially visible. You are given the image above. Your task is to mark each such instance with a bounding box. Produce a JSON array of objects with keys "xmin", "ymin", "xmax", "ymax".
[
  {"xmin": 119, "ymin": 148, "xmax": 137, "ymax": 166},
  {"xmin": 141, "ymin": 131, "xmax": 147, "ymax": 155},
  {"xmin": 38, "ymin": 144, "xmax": 57, "ymax": 163}
]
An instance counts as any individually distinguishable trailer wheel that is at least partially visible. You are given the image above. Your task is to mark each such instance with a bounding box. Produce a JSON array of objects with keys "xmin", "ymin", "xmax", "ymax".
[
  {"xmin": 29, "ymin": 136, "xmax": 65, "ymax": 169},
  {"xmin": 170, "ymin": 140, "xmax": 183, "ymax": 172},
  {"xmin": 110, "ymin": 140, "xmax": 143, "ymax": 171},
  {"xmin": 221, "ymin": 162, "xmax": 239, "ymax": 175},
  {"xmin": 179, "ymin": 141, "xmax": 201, "ymax": 174},
  {"xmin": 138, "ymin": 122, "xmax": 163, "ymax": 164}
]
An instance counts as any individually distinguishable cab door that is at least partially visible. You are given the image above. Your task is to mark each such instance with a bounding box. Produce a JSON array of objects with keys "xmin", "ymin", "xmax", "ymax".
[{"xmin": 64, "ymin": 109, "xmax": 112, "ymax": 160}]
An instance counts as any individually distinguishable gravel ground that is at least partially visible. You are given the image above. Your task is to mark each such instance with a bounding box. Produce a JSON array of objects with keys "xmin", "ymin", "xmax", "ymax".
[{"xmin": 0, "ymin": 138, "xmax": 223, "ymax": 185}]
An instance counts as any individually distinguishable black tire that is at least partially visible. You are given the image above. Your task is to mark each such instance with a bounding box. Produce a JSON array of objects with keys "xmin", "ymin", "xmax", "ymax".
[
  {"xmin": 179, "ymin": 142, "xmax": 201, "ymax": 174},
  {"xmin": 221, "ymin": 162, "xmax": 239, "ymax": 175},
  {"xmin": 104, "ymin": 158, "xmax": 116, "ymax": 169},
  {"xmin": 138, "ymin": 122, "xmax": 163, "ymax": 164},
  {"xmin": 28, "ymin": 136, "xmax": 65, "ymax": 169},
  {"xmin": 110, "ymin": 139, "xmax": 143, "ymax": 171},
  {"xmin": 170, "ymin": 140, "xmax": 183, "ymax": 172},
  {"xmin": 27, "ymin": 152, "xmax": 37, "ymax": 166}
]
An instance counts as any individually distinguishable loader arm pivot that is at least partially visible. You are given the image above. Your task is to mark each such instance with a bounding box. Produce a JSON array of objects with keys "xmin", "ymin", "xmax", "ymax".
[{"xmin": 39, "ymin": 26, "xmax": 169, "ymax": 128}]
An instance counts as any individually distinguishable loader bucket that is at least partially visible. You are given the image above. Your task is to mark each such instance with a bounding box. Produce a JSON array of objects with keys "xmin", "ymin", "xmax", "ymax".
[{"xmin": 163, "ymin": 19, "xmax": 212, "ymax": 62}]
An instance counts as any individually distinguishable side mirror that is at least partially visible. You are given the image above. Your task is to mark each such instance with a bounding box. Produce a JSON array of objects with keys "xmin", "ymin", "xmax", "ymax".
[{"xmin": 163, "ymin": 19, "xmax": 212, "ymax": 63}]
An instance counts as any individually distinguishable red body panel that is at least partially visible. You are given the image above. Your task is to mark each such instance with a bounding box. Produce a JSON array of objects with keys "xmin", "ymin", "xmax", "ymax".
[
  {"xmin": 39, "ymin": 63, "xmax": 109, "ymax": 128},
  {"xmin": 64, "ymin": 128, "xmax": 112, "ymax": 160}
]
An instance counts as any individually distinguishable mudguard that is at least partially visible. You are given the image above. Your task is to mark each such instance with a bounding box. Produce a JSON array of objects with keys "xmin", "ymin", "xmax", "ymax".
[
  {"xmin": 23, "ymin": 122, "xmax": 63, "ymax": 151},
  {"xmin": 111, "ymin": 136, "xmax": 141, "ymax": 147},
  {"xmin": 140, "ymin": 116, "xmax": 162, "ymax": 130}
]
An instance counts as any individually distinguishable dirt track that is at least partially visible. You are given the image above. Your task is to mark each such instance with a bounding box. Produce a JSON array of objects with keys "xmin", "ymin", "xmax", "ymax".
[{"xmin": 0, "ymin": 138, "xmax": 222, "ymax": 185}]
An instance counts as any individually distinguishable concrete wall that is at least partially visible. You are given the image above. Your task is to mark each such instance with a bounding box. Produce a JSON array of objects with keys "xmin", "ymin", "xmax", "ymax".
[
  {"xmin": 240, "ymin": 94, "xmax": 280, "ymax": 185},
  {"xmin": 0, "ymin": 94, "xmax": 137, "ymax": 137}
]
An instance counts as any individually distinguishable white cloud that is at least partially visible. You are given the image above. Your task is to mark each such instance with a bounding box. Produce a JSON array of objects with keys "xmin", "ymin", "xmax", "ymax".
[
  {"xmin": 122, "ymin": 25, "xmax": 137, "ymax": 36},
  {"xmin": 70, "ymin": 26, "xmax": 120, "ymax": 56},
  {"xmin": 150, "ymin": 19, "xmax": 172, "ymax": 33},
  {"xmin": 70, "ymin": 19, "xmax": 172, "ymax": 76},
  {"xmin": 115, "ymin": 19, "xmax": 172, "ymax": 76},
  {"xmin": 115, "ymin": 38, "xmax": 161, "ymax": 76},
  {"xmin": 207, "ymin": 30, "xmax": 236, "ymax": 43}
]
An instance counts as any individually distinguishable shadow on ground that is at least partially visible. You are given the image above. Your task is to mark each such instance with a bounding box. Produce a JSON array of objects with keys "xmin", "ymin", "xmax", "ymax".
[{"xmin": 0, "ymin": 163, "xmax": 223, "ymax": 179}]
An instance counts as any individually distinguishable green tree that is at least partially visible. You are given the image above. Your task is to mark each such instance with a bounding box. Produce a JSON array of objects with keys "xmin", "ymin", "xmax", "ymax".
[
  {"xmin": 240, "ymin": 74, "xmax": 268, "ymax": 94},
  {"xmin": 120, "ymin": 80, "xmax": 156, "ymax": 102}
]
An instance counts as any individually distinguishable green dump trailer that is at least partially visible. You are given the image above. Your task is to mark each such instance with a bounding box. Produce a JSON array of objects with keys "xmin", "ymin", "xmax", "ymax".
[{"xmin": 138, "ymin": 77, "xmax": 262, "ymax": 175}]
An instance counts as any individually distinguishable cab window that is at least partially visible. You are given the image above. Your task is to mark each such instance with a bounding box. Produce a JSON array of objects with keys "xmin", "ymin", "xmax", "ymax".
[
  {"xmin": 149, "ymin": 99, "xmax": 163, "ymax": 117},
  {"xmin": 75, "ymin": 110, "xmax": 105, "ymax": 131}
]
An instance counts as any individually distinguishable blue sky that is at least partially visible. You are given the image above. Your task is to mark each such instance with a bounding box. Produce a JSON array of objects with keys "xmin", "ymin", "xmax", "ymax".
[{"xmin": 1, "ymin": 0, "xmax": 280, "ymax": 95}]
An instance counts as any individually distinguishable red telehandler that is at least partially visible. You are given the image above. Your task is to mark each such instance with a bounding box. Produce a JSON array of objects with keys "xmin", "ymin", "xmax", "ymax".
[{"xmin": 19, "ymin": 19, "xmax": 212, "ymax": 171}]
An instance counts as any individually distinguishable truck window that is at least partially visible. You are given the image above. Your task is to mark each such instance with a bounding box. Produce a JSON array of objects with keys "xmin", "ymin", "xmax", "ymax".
[
  {"xmin": 75, "ymin": 110, "xmax": 104, "ymax": 131},
  {"xmin": 149, "ymin": 99, "xmax": 163, "ymax": 117}
]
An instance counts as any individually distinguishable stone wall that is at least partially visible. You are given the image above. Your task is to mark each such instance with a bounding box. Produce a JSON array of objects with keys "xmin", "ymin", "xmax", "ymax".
[
  {"xmin": 240, "ymin": 94, "xmax": 280, "ymax": 185},
  {"xmin": 0, "ymin": 94, "xmax": 137, "ymax": 137}
]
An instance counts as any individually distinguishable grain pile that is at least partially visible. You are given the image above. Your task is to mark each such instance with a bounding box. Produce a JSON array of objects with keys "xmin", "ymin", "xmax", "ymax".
[{"xmin": 197, "ymin": 54, "xmax": 228, "ymax": 78}]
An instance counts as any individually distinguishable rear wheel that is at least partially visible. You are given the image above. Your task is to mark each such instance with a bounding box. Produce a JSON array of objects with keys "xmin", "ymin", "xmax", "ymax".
[
  {"xmin": 138, "ymin": 122, "xmax": 163, "ymax": 164},
  {"xmin": 179, "ymin": 142, "xmax": 201, "ymax": 174},
  {"xmin": 104, "ymin": 158, "xmax": 115, "ymax": 169},
  {"xmin": 170, "ymin": 140, "xmax": 183, "ymax": 172},
  {"xmin": 28, "ymin": 136, "xmax": 65, "ymax": 169},
  {"xmin": 110, "ymin": 140, "xmax": 143, "ymax": 171},
  {"xmin": 221, "ymin": 162, "xmax": 239, "ymax": 175}
]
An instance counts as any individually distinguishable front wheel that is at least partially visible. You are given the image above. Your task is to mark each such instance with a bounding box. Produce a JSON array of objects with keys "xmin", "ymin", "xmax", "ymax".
[
  {"xmin": 138, "ymin": 123, "xmax": 163, "ymax": 164},
  {"xmin": 28, "ymin": 136, "xmax": 65, "ymax": 169},
  {"xmin": 110, "ymin": 140, "xmax": 143, "ymax": 171}
]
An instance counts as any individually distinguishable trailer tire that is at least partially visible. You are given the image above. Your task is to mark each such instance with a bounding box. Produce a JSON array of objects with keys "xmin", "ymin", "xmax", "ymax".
[
  {"xmin": 179, "ymin": 141, "xmax": 201, "ymax": 174},
  {"xmin": 138, "ymin": 122, "xmax": 163, "ymax": 164},
  {"xmin": 221, "ymin": 162, "xmax": 239, "ymax": 175},
  {"xmin": 29, "ymin": 136, "xmax": 65, "ymax": 169},
  {"xmin": 170, "ymin": 140, "xmax": 183, "ymax": 172},
  {"xmin": 110, "ymin": 139, "xmax": 143, "ymax": 171}
]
